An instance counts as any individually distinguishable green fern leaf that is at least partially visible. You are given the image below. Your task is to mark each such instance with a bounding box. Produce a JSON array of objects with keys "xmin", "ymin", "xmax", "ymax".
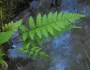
[
  {"xmin": 33, "ymin": 48, "xmax": 42, "ymax": 59},
  {"xmin": 47, "ymin": 26, "xmax": 54, "ymax": 35},
  {"xmin": 22, "ymin": 50, "xmax": 28, "ymax": 54},
  {"xmin": 30, "ymin": 41, "xmax": 36, "ymax": 47},
  {"xmin": 17, "ymin": 41, "xmax": 30, "ymax": 54},
  {"xmin": 42, "ymin": 27, "xmax": 48, "ymax": 37},
  {"xmin": 18, "ymin": 12, "xmax": 85, "ymax": 61},
  {"xmin": 36, "ymin": 28, "xmax": 42, "ymax": 38},
  {"xmin": 28, "ymin": 51, "xmax": 33, "ymax": 58},
  {"xmin": 29, "ymin": 16, "xmax": 36, "ymax": 29},
  {"xmin": 35, "ymin": 48, "xmax": 42, "ymax": 53},
  {"xmin": 8, "ymin": 21, "xmax": 14, "ymax": 30},
  {"xmin": 68, "ymin": 13, "xmax": 76, "ymax": 22},
  {"xmin": 42, "ymin": 14, "xmax": 47, "ymax": 25},
  {"xmin": 36, "ymin": 13, "xmax": 42, "ymax": 26},
  {"xmin": 0, "ymin": 31, "xmax": 13, "ymax": 45},
  {"xmin": 51, "ymin": 23, "xmax": 61, "ymax": 31},
  {"xmin": 35, "ymin": 36, "xmax": 42, "ymax": 46},
  {"xmin": 62, "ymin": 12, "xmax": 67, "ymax": 20},
  {"xmin": 69, "ymin": 25, "xmax": 82, "ymax": 29},
  {"xmin": 56, "ymin": 21, "xmax": 65, "ymax": 28},
  {"xmin": 2, "ymin": 19, "xmax": 23, "ymax": 32},
  {"xmin": 23, "ymin": 42, "xmax": 30, "ymax": 49},
  {"xmin": 31, "ymin": 46, "xmax": 38, "ymax": 51},
  {"xmin": 19, "ymin": 25, "xmax": 28, "ymax": 32},
  {"xmin": 39, "ymin": 52, "xmax": 56, "ymax": 61},
  {"xmin": 2, "ymin": 24, "xmax": 8, "ymax": 31},
  {"xmin": 28, "ymin": 46, "xmax": 39, "ymax": 58},
  {"xmin": 21, "ymin": 32, "xmax": 28, "ymax": 41},
  {"xmin": 29, "ymin": 30, "xmax": 35, "ymax": 40},
  {"xmin": 48, "ymin": 12, "xmax": 52, "ymax": 23},
  {"xmin": 66, "ymin": 13, "xmax": 85, "ymax": 23},
  {"xmin": 14, "ymin": 19, "xmax": 23, "ymax": 27},
  {"xmin": 57, "ymin": 12, "xmax": 62, "ymax": 20},
  {"xmin": 33, "ymin": 53, "xmax": 38, "ymax": 59}
]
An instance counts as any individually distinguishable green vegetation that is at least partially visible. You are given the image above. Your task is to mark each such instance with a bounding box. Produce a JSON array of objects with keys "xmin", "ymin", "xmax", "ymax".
[
  {"xmin": 0, "ymin": 0, "xmax": 88, "ymax": 70},
  {"xmin": 0, "ymin": 0, "xmax": 85, "ymax": 67},
  {"xmin": 17, "ymin": 12, "xmax": 84, "ymax": 60},
  {"xmin": 1, "ymin": 11, "xmax": 84, "ymax": 60}
]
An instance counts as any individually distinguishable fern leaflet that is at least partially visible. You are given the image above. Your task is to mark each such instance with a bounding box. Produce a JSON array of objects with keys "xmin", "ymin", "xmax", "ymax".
[{"xmin": 2, "ymin": 19, "xmax": 23, "ymax": 32}]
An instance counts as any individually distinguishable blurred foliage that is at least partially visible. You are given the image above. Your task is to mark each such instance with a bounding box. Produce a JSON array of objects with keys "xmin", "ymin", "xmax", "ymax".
[
  {"xmin": 0, "ymin": 0, "xmax": 23, "ymax": 69},
  {"xmin": 0, "ymin": 49, "xmax": 8, "ymax": 70},
  {"xmin": 0, "ymin": 19, "xmax": 22, "ymax": 70},
  {"xmin": 0, "ymin": 0, "xmax": 23, "ymax": 24}
]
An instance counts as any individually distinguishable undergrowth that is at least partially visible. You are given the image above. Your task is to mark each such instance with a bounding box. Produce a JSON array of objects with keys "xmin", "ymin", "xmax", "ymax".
[{"xmin": 0, "ymin": 11, "xmax": 85, "ymax": 69}]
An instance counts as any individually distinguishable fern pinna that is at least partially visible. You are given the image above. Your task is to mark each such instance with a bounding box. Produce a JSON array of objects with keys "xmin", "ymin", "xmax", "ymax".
[{"xmin": 16, "ymin": 11, "xmax": 85, "ymax": 61}]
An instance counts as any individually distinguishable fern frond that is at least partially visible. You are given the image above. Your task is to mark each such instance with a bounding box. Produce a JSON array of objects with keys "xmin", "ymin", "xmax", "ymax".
[
  {"xmin": 18, "ymin": 44, "xmax": 55, "ymax": 60},
  {"xmin": 29, "ymin": 16, "xmax": 36, "ymax": 29},
  {"xmin": 20, "ymin": 12, "xmax": 84, "ymax": 41},
  {"xmin": 18, "ymin": 11, "xmax": 85, "ymax": 61},
  {"xmin": 2, "ymin": 19, "xmax": 23, "ymax": 32}
]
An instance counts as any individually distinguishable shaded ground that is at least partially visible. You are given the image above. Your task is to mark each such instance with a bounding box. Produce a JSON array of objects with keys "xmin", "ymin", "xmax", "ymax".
[{"xmin": 7, "ymin": 0, "xmax": 90, "ymax": 70}]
